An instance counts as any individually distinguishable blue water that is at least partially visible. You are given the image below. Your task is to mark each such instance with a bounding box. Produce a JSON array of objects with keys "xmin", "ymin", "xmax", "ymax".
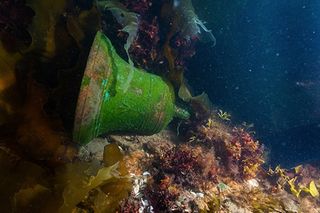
[{"xmin": 187, "ymin": 0, "xmax": 320, "ymax": 167}]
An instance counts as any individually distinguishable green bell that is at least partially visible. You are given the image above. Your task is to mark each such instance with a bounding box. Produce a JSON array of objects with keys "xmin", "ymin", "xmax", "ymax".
[{"xmin": 73, "ymin": 31, "xmax": 190, "ymax": 145}]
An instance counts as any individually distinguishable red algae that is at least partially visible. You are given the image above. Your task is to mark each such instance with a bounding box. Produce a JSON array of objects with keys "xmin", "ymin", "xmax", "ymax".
[{"xmin": 0, "ymin": 1, "xmax": 319, "ymax": 212}]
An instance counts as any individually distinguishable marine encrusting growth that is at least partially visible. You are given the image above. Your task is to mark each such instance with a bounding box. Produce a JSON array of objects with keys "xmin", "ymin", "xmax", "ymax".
[{"xmin": 0, "ymin": 0, "xmax": 319, "ymax": 212}]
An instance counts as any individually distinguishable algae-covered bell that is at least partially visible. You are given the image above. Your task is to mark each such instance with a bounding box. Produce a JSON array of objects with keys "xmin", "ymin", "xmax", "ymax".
[{"xmin": 73, "ymin": 31, "xmax": 190, "ymax": 145}]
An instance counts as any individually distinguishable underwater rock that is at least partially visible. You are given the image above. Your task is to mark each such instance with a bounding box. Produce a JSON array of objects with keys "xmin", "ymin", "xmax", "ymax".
[
  {"xmin": 223, "ymin": 199, "xmax": 252, "ymax": 213},
  {"xmin": 108, "ymin": 130, "xmax": 177, "ymax": 153},
  {"xmin": 1, "ymin": 1, "xmax": 320, "ymax": 212},
  {"xmin": 281, "ymin": 197, "xmax": 300, "ymax": 213},
  {"xmin": 78, "ymin": 138, "xmax": 110, "ymax": 162},
  {"xmin": 245, "ymin": 179, "xmax": 260, "ymax": 191}
]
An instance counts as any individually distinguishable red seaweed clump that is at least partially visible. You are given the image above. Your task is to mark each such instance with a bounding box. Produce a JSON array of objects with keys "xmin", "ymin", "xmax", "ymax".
[
  {"xmin": 189, "ymin": 116, "xmax": 265, "ymax": 180},
  {"xmin": 120, "ymin": 0, "xmax": 153, "ymax": 14},
  {"xmin": 226, "ymin": 128, "xmax": 265, "ymax": 179},
  {"xmin": 151, "ymin": 144, "xmax": 218, "ymax": 190},
  {"xmin": 129, "ymin": 17, "xmax": 161, "ymax": 70},
  {"xmin": 169, "ymin": 33, "xmax": 198, "ymax": 69},
  {"xmin": 119, "ymin": 198, "xmax": 141, "ymax": 213},
  {"xmin": 142, "ymin": 144, "xmax": 218, "ymax": 212},
  {"xmin": 145, "ymin": 175, "xmax": 181, "ymax": 212},
  {"xmin": 101, "ymin": 0, "xmax": 201, "ymax": 81},
  {"xmin": 0, "ymin": 0, "xmax": 34, "ymax": 52},
  {"xmin": 160, "ymin": 145, "xmax": 218, "ymax": 188}
]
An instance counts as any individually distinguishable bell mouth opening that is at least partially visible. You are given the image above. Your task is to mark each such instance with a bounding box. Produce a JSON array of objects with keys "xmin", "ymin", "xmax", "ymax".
[
  {"xmin": 73, "ymin": 80, "xmax": 104, "ymax": 145},
  {"xmin": 73, "ymin": 31, "xmax": 114, "ymax": 145}
]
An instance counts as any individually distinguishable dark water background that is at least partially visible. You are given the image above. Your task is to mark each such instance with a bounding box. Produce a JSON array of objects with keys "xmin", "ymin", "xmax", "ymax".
[{"xmin": 186, "ymin": 0, "xmax": 320, "ymax": 167}]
